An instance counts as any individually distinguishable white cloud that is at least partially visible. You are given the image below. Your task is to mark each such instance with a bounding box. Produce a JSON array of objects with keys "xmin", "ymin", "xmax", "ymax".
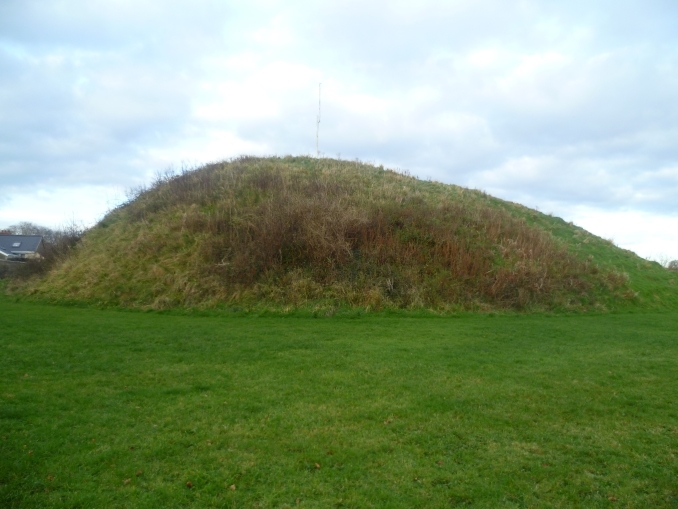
[
  {"xmin": 1, "ymin": 0, "xmax": 678, "ymax": 259},
  {"xmin": 0, "ymin": 185, "xmax": 125, "ymax": 229},
  {"xmin": 140, "ymin": 130, "xmax": 270, "ymax": 170},
  {"xmin": 566, "ymin": 207, "xmax": 678, "ymax": 262}
]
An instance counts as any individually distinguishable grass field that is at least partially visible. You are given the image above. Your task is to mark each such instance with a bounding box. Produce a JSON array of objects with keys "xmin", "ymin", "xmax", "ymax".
[{"xmin": 1, "ymin": 297, "xmax": 678, "ymax": 507}]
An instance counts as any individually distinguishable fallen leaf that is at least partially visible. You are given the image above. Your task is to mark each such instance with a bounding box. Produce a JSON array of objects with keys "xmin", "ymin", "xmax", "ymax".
[
  {"xmin": 314, "ymin": 463, "xmax": 320, "ymax": 469},
  {"xmin": 608, "ymin": 496, "xmax": 618, "ymax": 502},
  {"xmin": 28, "ymin": 450, "xmax": 33, "ymax": 455},
  {"xmin": 135, "ymin": 470, "xmax": 143, "ymax": 476},
  {"xmin": 123, "ymin": 479, "xmax": 131, "ymax": 485},
  {"xmin": 229, "ymin": 484, "xmax": 236, "ymax": 490},
  {"xmin": 186, "ymin": 481, "xmax": 193, "ymax": 488}
]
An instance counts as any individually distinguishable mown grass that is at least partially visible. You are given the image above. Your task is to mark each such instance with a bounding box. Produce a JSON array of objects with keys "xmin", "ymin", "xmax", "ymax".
[
  {"xmin": 15, "ymin": 156, "xmax": 673, "ymax": 312},
  {"xmin": 2, "ymin": 296, "xmax": 678, "ymax": 508}
]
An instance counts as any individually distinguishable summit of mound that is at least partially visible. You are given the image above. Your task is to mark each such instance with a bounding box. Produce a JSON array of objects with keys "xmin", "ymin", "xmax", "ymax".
[{"xmin": 18, "ymin": 156, "xmax": 678, "ymax": 312}]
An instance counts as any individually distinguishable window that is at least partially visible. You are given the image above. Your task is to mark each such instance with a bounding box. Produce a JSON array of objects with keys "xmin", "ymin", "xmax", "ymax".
[{"xmin": 12, "ymin": 242, "xmax": 21, "ymax": 247}]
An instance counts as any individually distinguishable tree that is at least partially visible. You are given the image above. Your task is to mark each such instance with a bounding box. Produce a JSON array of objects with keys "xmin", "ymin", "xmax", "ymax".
[{"xmin": 7, "ymin": 222, "xmax": 58, "ymax": 243}]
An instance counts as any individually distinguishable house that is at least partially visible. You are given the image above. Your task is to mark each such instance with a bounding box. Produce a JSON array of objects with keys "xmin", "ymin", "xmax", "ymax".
[{"xmin": 0, "ymin": 235, "xmax": 45, "ymax": 262}]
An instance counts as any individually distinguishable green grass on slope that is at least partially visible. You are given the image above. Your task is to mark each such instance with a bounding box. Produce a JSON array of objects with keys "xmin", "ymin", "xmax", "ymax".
[
  {"xmin": 536, "ymin": 216, "xmax": 678, "ymax": 310},
  {"xmin": 1, "ymin": 298, "xmax": 678, "ymax": 508},
  {"xmin": 489, "ymin": 196, "xmax": 678, "ymax": 311}
]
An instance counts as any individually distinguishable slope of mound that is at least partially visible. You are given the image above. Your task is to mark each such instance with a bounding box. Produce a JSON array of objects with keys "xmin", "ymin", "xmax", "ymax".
[{"xmin": 19, "ymin": 156, "xmax": 678, "ymax": 311}]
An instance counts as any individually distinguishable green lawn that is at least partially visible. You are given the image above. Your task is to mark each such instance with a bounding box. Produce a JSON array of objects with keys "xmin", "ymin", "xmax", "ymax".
[{"xmin": 1, "ymin": 299, "xmax": 677, "ymax": 508}]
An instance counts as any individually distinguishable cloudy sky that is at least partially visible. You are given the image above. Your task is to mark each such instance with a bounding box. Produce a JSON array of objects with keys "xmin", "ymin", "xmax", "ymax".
[{"xmin": 1, "ymin": 0, "xmax": 677, "ymax": 260}]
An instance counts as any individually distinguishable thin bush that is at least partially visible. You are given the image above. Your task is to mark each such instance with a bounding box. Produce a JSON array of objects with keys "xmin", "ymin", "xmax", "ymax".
[{"xmin": 0, "ymin": 262, "xmax": 21, "ymax": 280}]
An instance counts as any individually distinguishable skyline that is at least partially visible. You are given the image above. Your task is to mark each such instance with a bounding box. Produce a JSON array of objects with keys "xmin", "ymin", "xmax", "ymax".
[{"xmin": 1, "ymin": 0, "xmax": 677, "ymax": 260}]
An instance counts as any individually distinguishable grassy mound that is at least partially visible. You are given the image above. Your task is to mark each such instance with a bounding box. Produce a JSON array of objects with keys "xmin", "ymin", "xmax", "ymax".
[{"xmin": 17, "ymin": 156, "xmax": 678, "ymax": 311}]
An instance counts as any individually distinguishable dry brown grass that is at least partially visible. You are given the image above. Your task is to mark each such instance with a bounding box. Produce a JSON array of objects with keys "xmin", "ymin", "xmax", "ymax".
[{"xmin": 20, "ymin": 156, "xmax": 630, "ymax": 311}]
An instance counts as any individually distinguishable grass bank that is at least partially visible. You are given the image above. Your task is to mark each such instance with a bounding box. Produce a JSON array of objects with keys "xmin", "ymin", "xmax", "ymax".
[
  {"xmin": 1, "ymin": 297, "xmax": 677, "ymax": 507},
  {"xmin": 14, "ymin": 156, "xmax": 677, "ymax": 312}
]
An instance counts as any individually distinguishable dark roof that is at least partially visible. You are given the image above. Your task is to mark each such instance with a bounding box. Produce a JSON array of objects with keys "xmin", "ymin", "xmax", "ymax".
[{"xmin": 0, "ymin": 235, "xmax": 44, "ymax": 255}]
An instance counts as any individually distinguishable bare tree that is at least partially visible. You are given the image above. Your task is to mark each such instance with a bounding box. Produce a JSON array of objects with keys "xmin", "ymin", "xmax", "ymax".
[{"xmin": 7, "ymin": 222, "xmax": 57, "ymax": 242}]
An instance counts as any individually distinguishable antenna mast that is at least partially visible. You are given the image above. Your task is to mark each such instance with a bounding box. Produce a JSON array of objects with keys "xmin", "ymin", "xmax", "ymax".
[{"xmin": 316, "ymin": 83, "xmax": 321, "ymax": 157}]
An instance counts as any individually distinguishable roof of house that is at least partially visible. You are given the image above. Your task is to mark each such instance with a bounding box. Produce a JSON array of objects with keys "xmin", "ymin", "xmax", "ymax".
[{"xmin": 0, "ymin": 235, "xmax": 44, "ymax": 256}]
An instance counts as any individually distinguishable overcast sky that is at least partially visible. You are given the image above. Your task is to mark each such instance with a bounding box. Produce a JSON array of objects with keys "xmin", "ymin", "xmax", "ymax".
[{"xmin": 1, "ymin": 0, "xmax": 677, "ymax": 260}]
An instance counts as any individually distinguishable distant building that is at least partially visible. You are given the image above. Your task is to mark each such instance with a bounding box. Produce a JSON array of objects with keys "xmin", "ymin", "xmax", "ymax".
[{"xmin": 0, "ymin": 235, "xmax": 45, "ymax": 262}]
